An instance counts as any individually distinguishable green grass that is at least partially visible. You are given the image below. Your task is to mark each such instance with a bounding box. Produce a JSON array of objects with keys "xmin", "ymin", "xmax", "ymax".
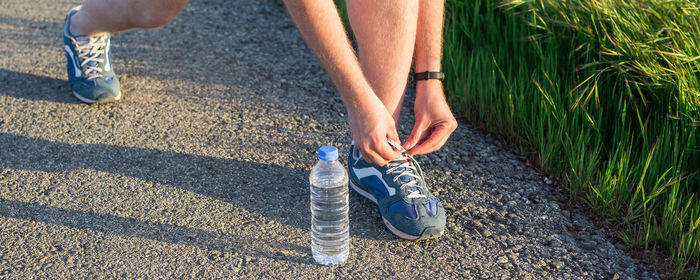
[
  {"xmin": 333, "ymin": 0, "xmax": 352, "ymax": 39},
  {"xmin": 442, "ymin": 0, "xmax": 700, "ymax": 277},
  {"xmin": 332, "ymin": 0, "xmax": 700, "ymax": 277}
]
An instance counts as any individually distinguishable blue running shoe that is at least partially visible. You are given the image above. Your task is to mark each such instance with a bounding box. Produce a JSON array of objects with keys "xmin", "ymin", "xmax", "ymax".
[
  {"xmin": 63, "ymin": 6, "xmax": 121, "ymax": 104},
  {"xmin": 348, "ymin": 140, "xmax": 446, "ymax": 240}
]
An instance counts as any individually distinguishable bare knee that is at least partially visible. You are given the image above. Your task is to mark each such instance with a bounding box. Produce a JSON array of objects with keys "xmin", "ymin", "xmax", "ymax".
[{"xmin": 134, "ymin": 0, "xmax": 189, "ymax": 29}]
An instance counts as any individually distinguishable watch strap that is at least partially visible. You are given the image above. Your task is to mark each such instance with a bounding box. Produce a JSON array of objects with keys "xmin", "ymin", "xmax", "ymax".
[{"xmin": 413, "ymin": 71, "xmax": 445, "ymax": 81}]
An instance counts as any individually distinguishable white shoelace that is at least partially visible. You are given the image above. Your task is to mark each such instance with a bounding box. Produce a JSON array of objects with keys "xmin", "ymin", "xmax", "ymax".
[
  {"xmin": 72, "ymin": 35, "xmax": 107, "ymax": 80},
  {"xmin": 386, "ymin": 139, "xmax": 427, "ymax": 199}
]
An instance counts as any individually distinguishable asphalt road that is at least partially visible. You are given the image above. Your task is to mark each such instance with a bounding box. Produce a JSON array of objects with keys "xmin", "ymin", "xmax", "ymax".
[{"xmin": 0, "ymin": 0, "xmax": 656, "ymax": 278}]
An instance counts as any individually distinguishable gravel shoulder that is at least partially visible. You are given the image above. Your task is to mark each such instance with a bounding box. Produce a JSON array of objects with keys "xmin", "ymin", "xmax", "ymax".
[{"xmin": 0, "ymin": 0, "xmax": 657, "ymax": 278}]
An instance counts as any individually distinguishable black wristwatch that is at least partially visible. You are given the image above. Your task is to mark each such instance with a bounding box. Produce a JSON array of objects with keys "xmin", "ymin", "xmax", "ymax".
[{"xmin": 413, "ymin": 71, "xmax": 445, "ymax": 81}]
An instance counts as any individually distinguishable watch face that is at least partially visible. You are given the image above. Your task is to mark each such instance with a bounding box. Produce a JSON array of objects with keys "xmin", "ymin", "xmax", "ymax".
[
  {"xmin": 414, "ymin": 71, "xmax": 444, "ymax": 81},
  {"xmin": 435, "ymin": 72, "xmax": 445, "ymax": 81}
]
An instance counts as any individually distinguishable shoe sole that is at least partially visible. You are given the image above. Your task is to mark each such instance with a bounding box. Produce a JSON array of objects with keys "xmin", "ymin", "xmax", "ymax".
[
  {"xmin": 350, "ymin": 179, "xmax": 444, "ymax": 241},
  {"xmin": 73, "ymin": 91, "xmax": 121, "ymax": 104}
]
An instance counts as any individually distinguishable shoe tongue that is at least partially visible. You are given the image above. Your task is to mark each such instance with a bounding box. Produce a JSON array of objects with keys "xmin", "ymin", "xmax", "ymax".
[
  {"xmin": 397, "ymin": 167, "xmax": 414, "ymax": 183},
  {"xmin": 74, "ymin": 35, "xmax": 90, "ymax": 44}
]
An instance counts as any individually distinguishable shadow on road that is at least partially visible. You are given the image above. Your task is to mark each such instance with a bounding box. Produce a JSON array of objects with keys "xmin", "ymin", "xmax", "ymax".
[
  {"xmin": 0, "ymin": 133, "xmax": 309, "ymax": 226},
  {"xmin": 0, "ymin": 133, "xmax": 395, "ymax": 243},
  {"xmin": 0, "ymin": 69, "xmax": 79, "ymax": 104},
  {"xmin": 0, "ymin": 198, "xmax": 313, "ymax": 264}
]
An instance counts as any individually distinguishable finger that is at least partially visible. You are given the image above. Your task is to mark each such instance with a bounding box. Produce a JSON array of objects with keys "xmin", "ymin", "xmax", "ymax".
[
  {"xmin": 375, "ymin": 140, "xmax": 401, "ymax": 164},
  {"xmin": 386, "ymin": 123, "xmax": 400, "ymax": 143},
  {"xmin": 360, "ymin": 147, "xmax": 387, "ymax": 166},
  {"xmin": 408, "ymin": 125, "xmax": 453, "ymax": 155},
  {"xmin": 402, "ymin": 122, "xmax": 426, "ymax": 150}
]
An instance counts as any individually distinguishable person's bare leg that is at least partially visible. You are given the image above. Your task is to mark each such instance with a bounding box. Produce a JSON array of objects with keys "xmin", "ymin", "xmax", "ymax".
[
  {"xmin": 70, "ymin": 0, "xmax": 189, "ymax": 37},
  {"xmin": 414, "ymin": 0, "xmax": 445, "ymax": 80},
  {"xmin": 346, "ymin": 0, "xmax": 419, "ymax": 126},
  {"xmin": 403, "ymin": 0, "xmax": 456, "ymax": 155}
]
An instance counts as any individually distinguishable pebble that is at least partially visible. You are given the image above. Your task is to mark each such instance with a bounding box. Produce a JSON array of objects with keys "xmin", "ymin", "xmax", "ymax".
[
  {"xmin": 549, "ymin": 201, "xmax": 559, "ymax": 210},
  {"xmin": 492, "ymin": 214, "xmax": 507, "ymax": 224},
  {"xmin": 561, "ymin": 210, "xmax": 570, "ymax": 218},
  {"xmin": 581, "ymin": 241, "xmax": 597, "ymax": 251},
  {"xmin": 496, "ymin": 269, "xmax": 510, "ymax": 277},
  {"xmin": 550, "ymin": 239, "xmax": 563, "ymax": 248}
]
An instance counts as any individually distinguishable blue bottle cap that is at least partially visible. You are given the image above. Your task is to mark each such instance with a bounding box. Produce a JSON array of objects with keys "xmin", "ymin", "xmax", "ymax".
[{"xmin": 318, "ymin": 146, "xmax": 338, "ymax": 161}]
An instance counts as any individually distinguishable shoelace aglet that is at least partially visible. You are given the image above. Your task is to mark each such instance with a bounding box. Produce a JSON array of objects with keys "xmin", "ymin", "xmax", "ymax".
[{"xmin": 387, "ymin": 139, "xmax": 407, "ymax": 154}]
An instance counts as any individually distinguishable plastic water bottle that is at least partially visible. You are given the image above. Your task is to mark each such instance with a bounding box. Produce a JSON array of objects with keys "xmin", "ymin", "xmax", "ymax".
[{"xmin": 310, "ymin": 146, "xmax": 349, "ymax": 265}]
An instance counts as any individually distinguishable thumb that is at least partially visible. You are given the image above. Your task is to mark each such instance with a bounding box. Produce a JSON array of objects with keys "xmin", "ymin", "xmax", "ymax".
[
  {"xmin": 386, "ymin": 122, "xmax": 400, "ymax": 143},
  {"xmin": 403, "ymin": 123, "xmax": 425, "ymax": 150}
]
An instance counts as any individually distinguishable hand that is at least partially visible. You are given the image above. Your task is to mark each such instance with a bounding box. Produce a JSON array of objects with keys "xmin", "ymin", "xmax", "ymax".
[
  {"xmin": 403, "ymin": 80, "xmax": 458, "ymax": 155},
  {"xmin": 347, "ymin": 96, "xmax": 401, "ymax": 166}
]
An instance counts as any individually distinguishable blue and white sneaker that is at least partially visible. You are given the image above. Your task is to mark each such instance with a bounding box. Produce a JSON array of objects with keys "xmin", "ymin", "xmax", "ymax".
[
  {"xmin": 348, "ymin": 141, "xmax": 446, "ymax": 240},
  {"xmin": 63, "ymin": 6, "xmax": 121, "ymax": 104}
]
